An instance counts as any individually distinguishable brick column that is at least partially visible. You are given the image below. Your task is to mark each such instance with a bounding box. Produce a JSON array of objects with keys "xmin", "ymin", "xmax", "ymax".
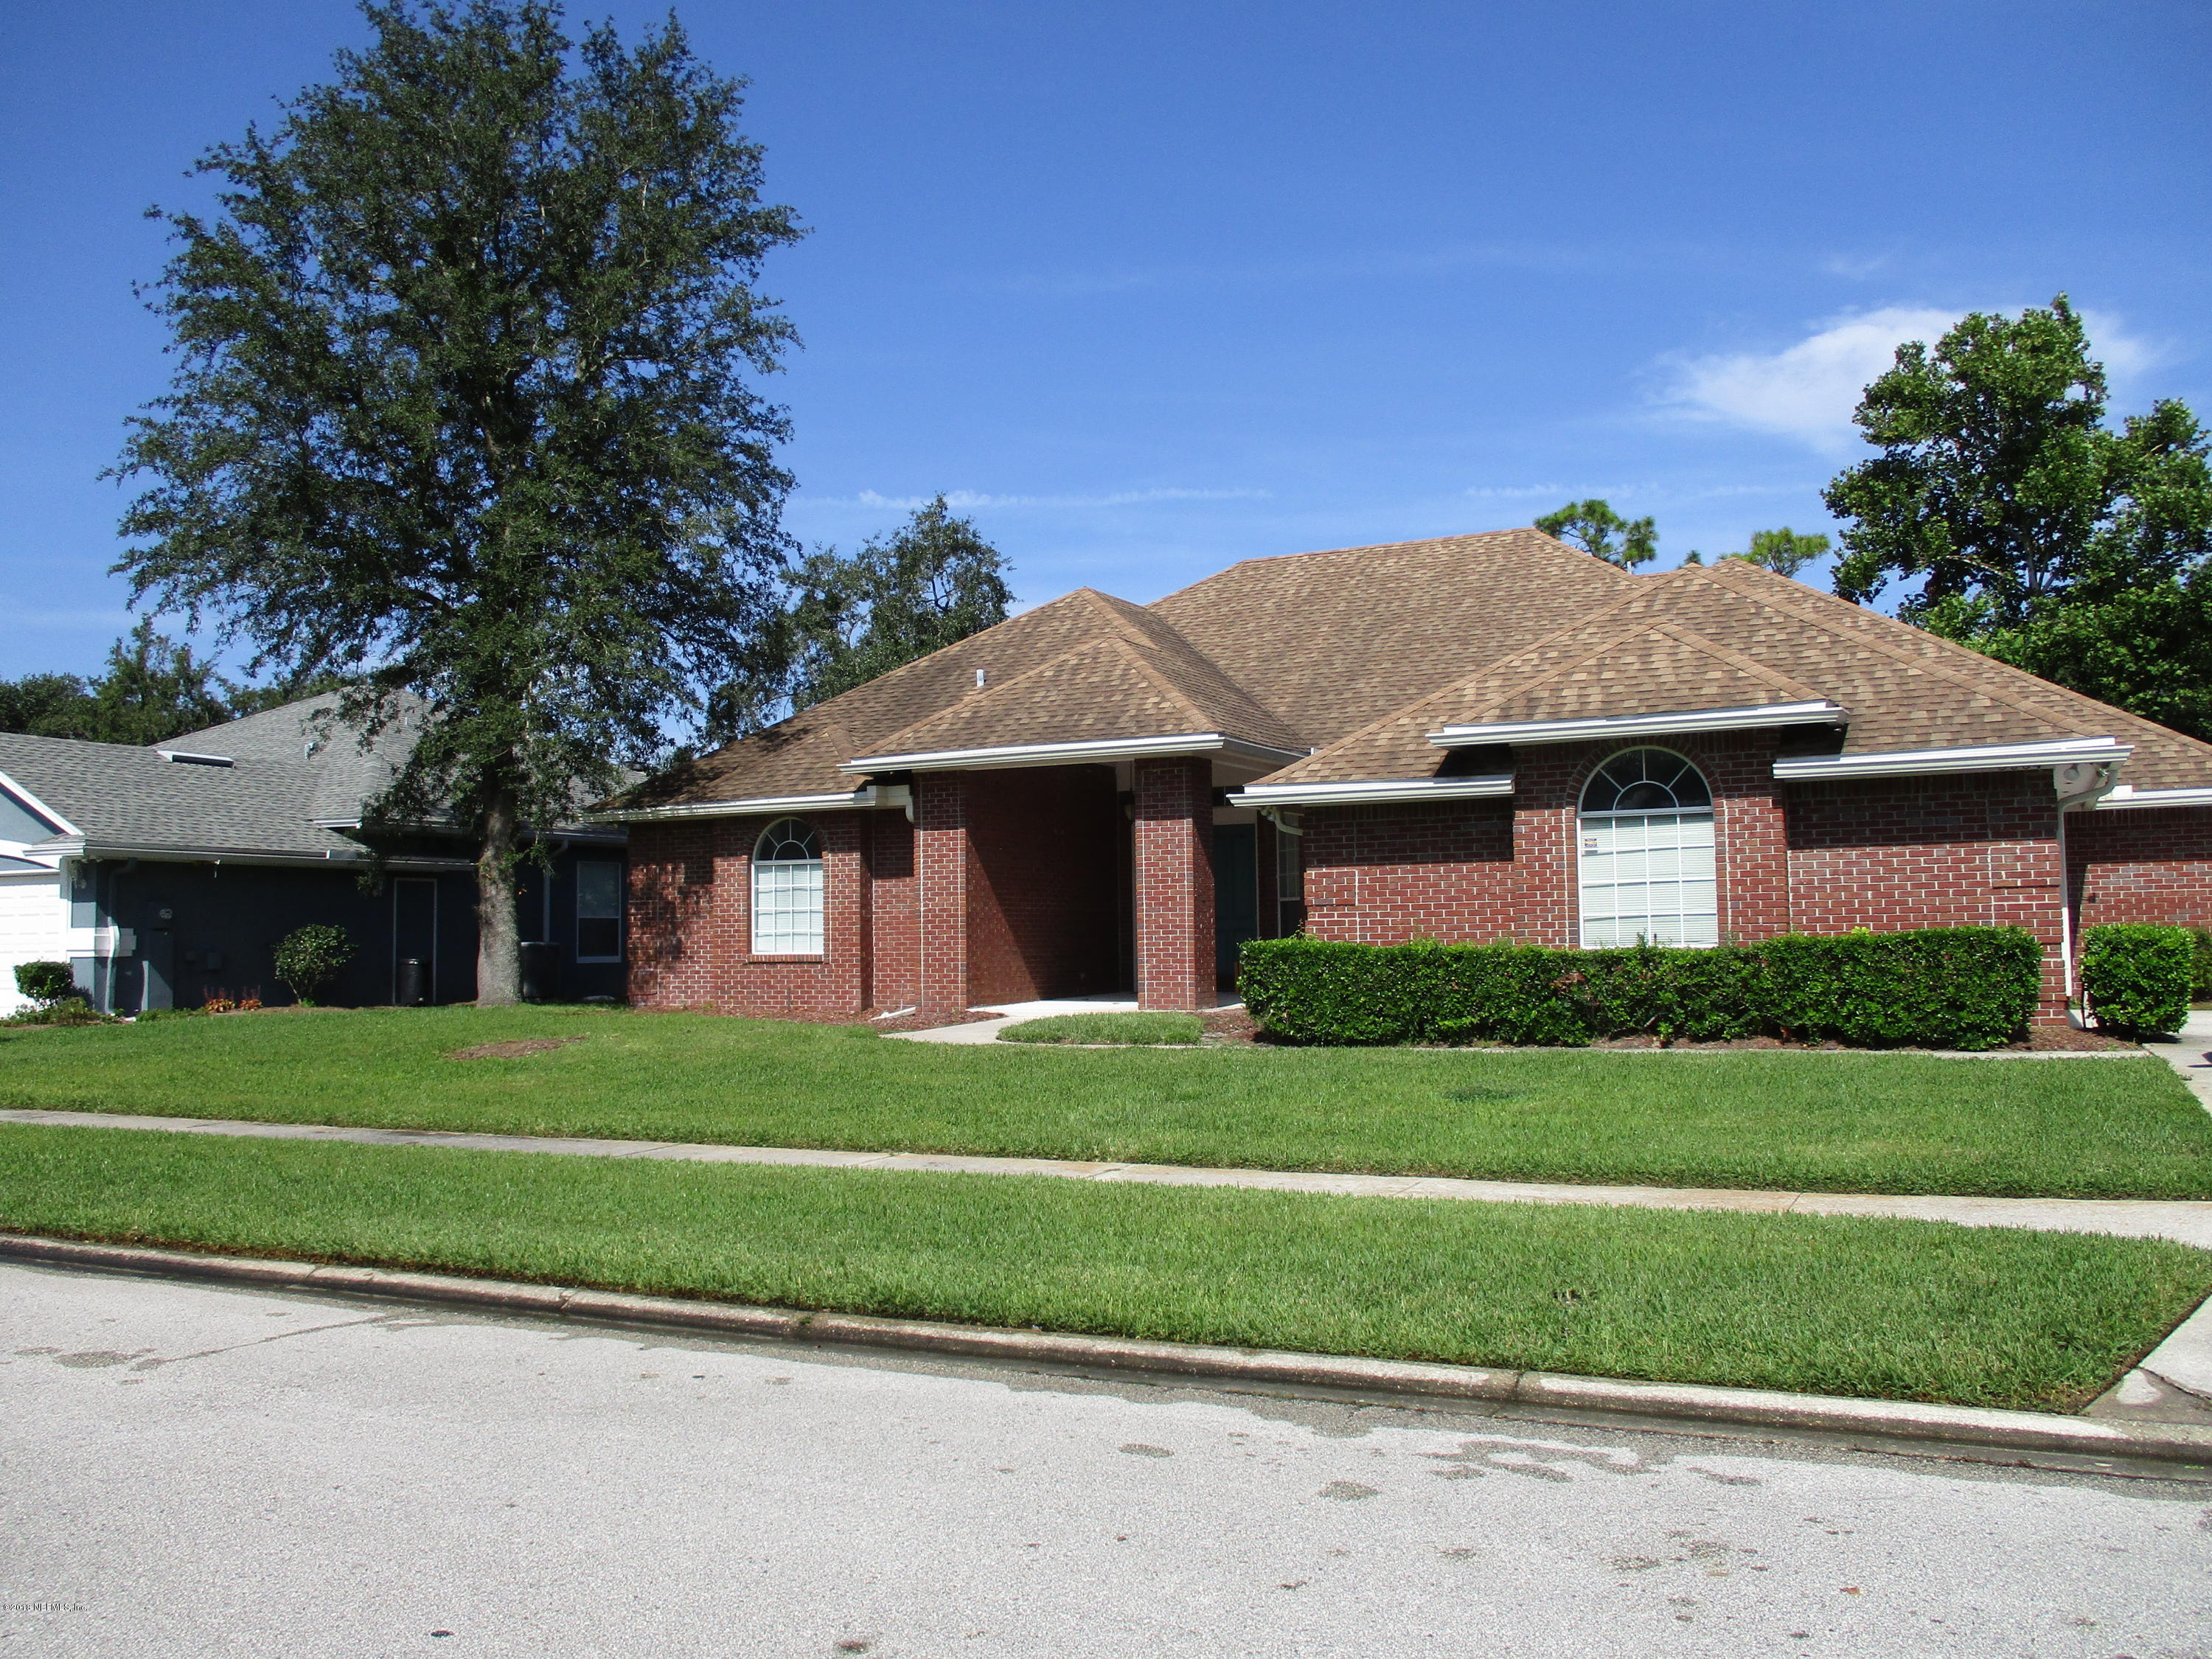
[
  {"xmin": 917, "ymin": 772, "xmax": 970, "ymax": 1015},
  {"xmin": 1133, "ymin": 757, "xmax": 1214, "ymax": 1009}
]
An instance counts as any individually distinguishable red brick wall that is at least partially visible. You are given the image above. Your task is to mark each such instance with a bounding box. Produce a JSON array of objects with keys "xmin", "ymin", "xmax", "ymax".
[
  {"xmin": 1785, "ymin": 771, "xmax": 2066, "ymax": 1018},
  {"xmin": 870, "ymin": 811, "xmax": 920, "ymax": 1012},
  {"xmin": 962, "ymin": 765, "xmax": 1122, "ymax": 1002},
  {"xmin": 917, "ymin": 773, "xmax": 969, "ymax": 1015},
  {"xmin": 2066, "ymin": 806, "xmax": 2212, "ymax": 931},
  {"xmin": 1300, "ymin": 734, "xmax": 1791, "ymax": 947},
  {"xmin": 1301, "ymin": 801, "xmax": 1515, "ymax": 942},
  {"xmin": 627, "ymin": 810, "xmax": 901, "ymax": 1018},
  {"xmin": 1133, "ymin": 757, "xmax": 1214, "ymax": 1009}
]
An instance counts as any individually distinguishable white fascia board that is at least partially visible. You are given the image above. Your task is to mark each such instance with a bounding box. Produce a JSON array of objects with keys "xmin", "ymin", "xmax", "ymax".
[
  {"xmin": 0, "ymin": 768, "xmax": 82, "ymax": 838},
  {"xmin": 589, "ymin": 785, "xmax": 884, "ymax": 825},
  {"xmin": 2093, "ymin": 784, "xmax": 2212, "ymax": 810},
  {"xmin": 838, "ymin": 732, "xmax": 1306, "ymax": 774},
  {"xmin": 30, "ymin": 838, "xmax": 380, "ymax": 869},
  {"xmin": 1429, "ymin": 700, "xmax": 1845, "ymax": 748},
  {"xmin": 1228, "ymin": 774, "xmax": 1515, "ymax": 808},
  {"xmin": 1773, "ymin": 736, "xmax": 2131, "ymax": 782}
]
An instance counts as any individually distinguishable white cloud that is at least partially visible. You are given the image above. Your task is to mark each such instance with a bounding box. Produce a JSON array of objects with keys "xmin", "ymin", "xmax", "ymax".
[
  {"xmin": 1662, "ymin": 305, "xmax": 2160, "ymax": 452},
  {"xmin": 841, "ymin": 487, "xmax": 1268, "ymax": 512}
]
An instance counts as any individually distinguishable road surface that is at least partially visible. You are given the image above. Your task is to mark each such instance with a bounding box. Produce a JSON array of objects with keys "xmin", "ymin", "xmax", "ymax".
[{"xmin": 3, "ymin": 1260, "xmax": 2206, "ymax": 1658}]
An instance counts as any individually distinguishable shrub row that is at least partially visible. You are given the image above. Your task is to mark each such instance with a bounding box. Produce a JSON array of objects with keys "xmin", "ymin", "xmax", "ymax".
[
  {"xmin": 1238, "ymin": 928, "xmax": 2046, "ymax": 1050},
  {"xmin": 2079, "ymin": 924, "xmax": 2195, "ymax": 1037}
]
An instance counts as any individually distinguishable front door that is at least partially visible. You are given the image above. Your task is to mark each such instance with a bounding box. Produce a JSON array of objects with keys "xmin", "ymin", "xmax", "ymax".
[{"xmin": 1213, "ymin": 824, "xmax": 1259, "ymax": 989}]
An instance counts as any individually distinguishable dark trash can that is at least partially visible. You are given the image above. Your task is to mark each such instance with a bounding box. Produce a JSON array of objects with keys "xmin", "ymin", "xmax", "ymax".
[
  {"xmin": 395, "ymin": 957, "xmax": 428, "ymax": 1008},
  {"xmin": 518, "ymin": 941, "xmax": 556, "ymax": 1004}
]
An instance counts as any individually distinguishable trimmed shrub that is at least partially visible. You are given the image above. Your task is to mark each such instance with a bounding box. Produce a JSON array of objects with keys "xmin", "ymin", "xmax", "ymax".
[
  {"xmin": 13, "ymin": 960, "xmax": 77, "ymax": 1007},
  {"xmin": 2080, "ymin": 924, "xmax": 2194, "ymax": 1037},
  {"xmin": 2190, "ymin": 927, "xmax": 2212, "ymax": 1003},
  {"xmin": 271, "ymin": 924, "xmax": 356, "ymax": 1006},
  {"xmin": 1239, "ymin": 927, "xmax": 2045, "ymax": 1051}
]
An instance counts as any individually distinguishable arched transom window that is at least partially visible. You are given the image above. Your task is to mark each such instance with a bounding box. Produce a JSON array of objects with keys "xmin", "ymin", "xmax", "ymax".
[
  {"xmin": 751, "ymin": 818, "xmax": 824, "ymax": 956},
  {"xmin": 1577, "ymin": 749, "xmax": 1717, "ymax": 948}
]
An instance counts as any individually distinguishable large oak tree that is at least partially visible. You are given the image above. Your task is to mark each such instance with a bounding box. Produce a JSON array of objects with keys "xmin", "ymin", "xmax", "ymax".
[{"xmin": 112, "ymin": 1, "xmax": 804, "ymax": 1002}]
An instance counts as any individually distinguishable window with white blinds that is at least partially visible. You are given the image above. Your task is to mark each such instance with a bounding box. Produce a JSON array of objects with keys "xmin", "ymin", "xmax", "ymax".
[
  {"xmin": 1577, "ymin": 749, "xmax": 1718, "ymax": 948},
  {"xmin": 751, "ymin": 818, "xmax": 824, "ymax": 956}
]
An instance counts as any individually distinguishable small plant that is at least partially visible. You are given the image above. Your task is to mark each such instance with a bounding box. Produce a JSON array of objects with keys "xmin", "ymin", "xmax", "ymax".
[
  {"xmin": 13, "ymin": 960, "xmax": 77, "ymax": 1008},
  {"xmin": 202, "ymin": 992, "xmax": 237, "ymax": 1014},
  {"xmin": 6, "ymin": 995, "xmax": 110, "ymax": 1027},
  {"xmin": 237, "ymin": 991, "xmax": 264, "ymax": 1012},
  {"xmin": 271, "ymin": 926, "xmax": 355, "ymax": 1006}
]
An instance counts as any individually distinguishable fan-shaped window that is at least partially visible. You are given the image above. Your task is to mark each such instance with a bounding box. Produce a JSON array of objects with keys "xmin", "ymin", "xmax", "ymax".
[
  {"xmin": 751, "ymin": 818, "xmax": 824, "ymax": 956},
  {"xmin": 1577, "ymin": 749, "xmax": 1717, "ymax": 948}
]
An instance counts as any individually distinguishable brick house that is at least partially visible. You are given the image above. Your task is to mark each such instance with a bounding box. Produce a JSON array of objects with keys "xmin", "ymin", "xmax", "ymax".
[{"xmin": 599, "ymin": 530, "xmax": 2212, "ymax": 1024}]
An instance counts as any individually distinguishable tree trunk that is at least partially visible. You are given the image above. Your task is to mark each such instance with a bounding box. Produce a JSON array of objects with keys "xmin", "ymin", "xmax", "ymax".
[{"xmin": 476, "ymin": 784, "xmax": 522, "ymax": 1007}]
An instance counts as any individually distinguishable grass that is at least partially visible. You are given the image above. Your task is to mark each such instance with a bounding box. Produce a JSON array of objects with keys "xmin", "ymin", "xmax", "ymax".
[
  {"xmin": 997, "ymin": 1011, "xmax": 1203, "ymax": 1045},
  {"xmin": 3, "ymin": 1122, "xmax": 2205, "ymax": 1412},
  {"xmin": 2, "ymin": 1005, "xmax": 2209, "ymax": 1200}
]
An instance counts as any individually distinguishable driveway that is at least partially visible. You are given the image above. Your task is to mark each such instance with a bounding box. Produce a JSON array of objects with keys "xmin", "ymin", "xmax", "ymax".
[{"xmin": 3, "ymin": 1262, "xmax": 2207, "ymax": 1658}]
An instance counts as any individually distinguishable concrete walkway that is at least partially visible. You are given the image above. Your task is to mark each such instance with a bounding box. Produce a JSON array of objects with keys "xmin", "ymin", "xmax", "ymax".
[
  {"xmin": 7, "ymin": 1105, "xmax": 2211, "ymax": 1249},
  {"xmin": 2143, "ymin": 1008, "xmax": 2212, "ymax": 1113}
]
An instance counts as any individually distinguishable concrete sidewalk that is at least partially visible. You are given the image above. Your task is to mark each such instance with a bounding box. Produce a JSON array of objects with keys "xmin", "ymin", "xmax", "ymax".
[
  {"xmin": 2144, "ymin": 1008, "xmax": 2212, "ymax": 1113},
  {"xmin": 7, "ymin": 1104, "xmax": 2211, "ymax": 1249}
]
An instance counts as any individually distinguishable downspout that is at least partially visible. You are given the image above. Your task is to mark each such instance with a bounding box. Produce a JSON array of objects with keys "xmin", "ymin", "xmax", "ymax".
[{"xmin": 2052, "ymin": 760, "xmax": 2123, "ymax": 1011}]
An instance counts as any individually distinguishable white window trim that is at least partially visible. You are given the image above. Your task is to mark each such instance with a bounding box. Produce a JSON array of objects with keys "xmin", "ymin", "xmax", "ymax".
[
  {"xmin": 750, "ymin": 820, "xmax": 825, "ymax": 959},
  {"xmin": 1575, "ymin": 749, "xmax": 1719, "ymax": 950}
]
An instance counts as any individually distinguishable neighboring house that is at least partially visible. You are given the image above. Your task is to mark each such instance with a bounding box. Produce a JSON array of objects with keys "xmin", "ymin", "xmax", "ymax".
[
  {"xmin": 599, "ymin": 529, "xmax": 2212, "ymax": 1026},
  {"xmin": 0, "ymin": 693, "xmax": 628, "ymax": 1015}
]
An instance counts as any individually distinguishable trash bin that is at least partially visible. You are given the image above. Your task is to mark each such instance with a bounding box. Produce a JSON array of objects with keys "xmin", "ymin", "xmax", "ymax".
[
  {"xmin": 518, "ymin": 941, "xmax": 556, "ymax": 1004},
  {"xmin": 395, "ymin": 957, "xmax": 428, "ymax": 1008}
]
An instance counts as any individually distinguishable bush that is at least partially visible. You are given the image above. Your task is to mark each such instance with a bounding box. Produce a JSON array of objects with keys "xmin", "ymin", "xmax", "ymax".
[
  {"xmin": 5, "ymin": 995, "xmax": 110, "ymax": 1027},
  {"xmin": 271, "ymin": 925, "xmax": 356, "ymax": 1006},
  {"xmin": 13, "ymin": 960, "xmax": 77, "ymax": 1007},
  {"xmin": 2190, "ymin": 927, "xmax": 2212, "ymax": 1004},
  {"xmin": 2079, "ymin": 924, "xmax": 2194, "ymax": 1037},
  {"xmin": 1239, "ymin": 927, "xmax": 2046, "ymax": 1051}
]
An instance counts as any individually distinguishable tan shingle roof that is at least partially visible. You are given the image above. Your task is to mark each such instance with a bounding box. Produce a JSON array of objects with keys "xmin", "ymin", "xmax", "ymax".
[
  {"xmin": 1147, "ymin": 528, "xmax": 1638, "ymax": 746},
  {"xmin": 613, "ymin": 532, "xmax": 2212, "ymax": 811},
  {"xmin": 1269, "ymin": 560, "xmax": 2212, "ymax": 787}
]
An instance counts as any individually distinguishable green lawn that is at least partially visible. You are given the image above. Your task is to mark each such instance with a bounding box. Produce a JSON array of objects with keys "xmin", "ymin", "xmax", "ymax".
[
  {"xmin": 2, "ymin": 1005, "xmax": 2208, "ymax": 1199},
  {"xmin": 2, "ymin": 1122, "xmax": 2203, "ymax": 1411},
  {"xmin": 997, "ymin": 1011, "xmax": 1203, "ymax": 1045}
]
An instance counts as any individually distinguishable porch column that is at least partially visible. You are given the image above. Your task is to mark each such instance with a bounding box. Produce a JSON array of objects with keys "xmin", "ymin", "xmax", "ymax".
[
  {"xmin": 917, "ymin": 771, "xmax": 970, "ymax": 1015},
  {"xmin": 1133, "ymin": 757, "xmax": 1214, "ymax": 1010}
]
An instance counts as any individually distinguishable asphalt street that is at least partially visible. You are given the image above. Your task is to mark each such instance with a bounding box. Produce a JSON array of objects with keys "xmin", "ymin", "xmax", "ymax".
[{"xmin": 3, "ymin": 1261, "xmax": 2207, "ymax": 1658}]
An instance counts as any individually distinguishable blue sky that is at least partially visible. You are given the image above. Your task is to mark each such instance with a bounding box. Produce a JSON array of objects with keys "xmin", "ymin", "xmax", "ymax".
[{"xmin": 1, "ymin": 0, "xmax": 2205, "ymax": 684}]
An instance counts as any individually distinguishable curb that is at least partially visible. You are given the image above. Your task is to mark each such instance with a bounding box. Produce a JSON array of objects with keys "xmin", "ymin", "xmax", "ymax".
[{"xmin": 8, "ymin": 1231, "xmax": 2211, "ymax": 1472}]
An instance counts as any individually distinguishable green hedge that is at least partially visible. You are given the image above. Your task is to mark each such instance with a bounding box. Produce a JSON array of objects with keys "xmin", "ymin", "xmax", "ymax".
[
  {"xmin": 2079, "ymin": 924, "xmax": 2194, "ymax": 1037},
  {"xmin": 1238, "ymin": 928, "xmax": 2047, "ymax": 1051}
]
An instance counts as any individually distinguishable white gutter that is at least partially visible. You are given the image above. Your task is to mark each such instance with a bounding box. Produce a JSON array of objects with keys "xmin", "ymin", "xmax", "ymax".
[
  {"xmin": 1229, "ymin": 774, "xmax": 1515, "ymax": 808},
  {"xmin": 1773, "ymin": 736, "xmax": 2129, "ymax": 782},
  {"xmin": 838, "ymin": 732, "xmax": 1306, "ymax": 774},
  {"xmin": 1430, "ymin": 701, "xmax": 1845, "ymax": 747},
  {"xmin": 23, "ymin": 838, "xmax": 402, "ymax": 870},
  {"xmin": 0, "ymin": 768, "xmax": 82, "ymax": 838},
  {"xmin": 2093, "ymin": 784, "xmax": 2212, "ymax": 810},
  {"xmin": 591, "ymin": 785, "xmax": 891, "ymax": 824}
]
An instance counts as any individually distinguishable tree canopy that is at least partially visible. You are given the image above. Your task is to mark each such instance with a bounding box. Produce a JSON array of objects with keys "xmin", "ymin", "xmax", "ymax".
[
  {"xmin": 109, "ymin": 0, "xmax": 804, "ymax": 1000},
  {"xmin": 0, "ymin": 620, "xmax": 326, "ymax": 746},
  {"xmin": 1535, "ymin": 499, "xmax": 1658, "ymax": 569},
  {"xmin": 1824, "ymin": 296, "xmax": 2212, "ymax": 737},
  {"xmin": 1730, "ymin": 527, "xmax": 1830, "ymax": 579},
  {"xmin": 709, "ymin": 496, "xmax": 1012, "ymax": 742}
]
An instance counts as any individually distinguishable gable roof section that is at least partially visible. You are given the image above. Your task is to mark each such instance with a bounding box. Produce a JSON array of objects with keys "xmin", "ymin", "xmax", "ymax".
[
  {"xmin": 1266, "ymin": 560, "xmax": 2212, "ymax": 790},
  {"xmin": 0, "ymin": 731, "xmax": 365, "ymax": 861},
  {"xmin": 1145, "ymin": 529, "xmax": 1638, "ymax": 747},
  {"xmin": 846, "ymin": 632, "xmax": 1304, "ymax": 767},
  {"xmin": 613, "ymin": 586, "xmax": 1291, "ymax": 809}
]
